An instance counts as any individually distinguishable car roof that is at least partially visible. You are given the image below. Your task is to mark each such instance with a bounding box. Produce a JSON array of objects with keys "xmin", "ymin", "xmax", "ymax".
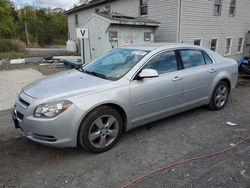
[
  {"xmin": 120, "ymin": 43, "xmax": 228, "ymax": 64},
  {"xmin": 121, "ymin": 43, "xmax": 203, "ymax": 51}
]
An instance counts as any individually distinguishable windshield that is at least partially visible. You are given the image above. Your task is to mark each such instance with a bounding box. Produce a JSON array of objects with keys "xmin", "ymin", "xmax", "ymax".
[{"xmin": 81, "ymin": 48, "xmax": 149, "ymax": 80}]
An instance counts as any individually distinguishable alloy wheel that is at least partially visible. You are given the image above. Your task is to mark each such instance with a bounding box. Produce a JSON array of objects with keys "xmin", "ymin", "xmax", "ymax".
[
  {"xmin": 214, "ymin": 85, "xmax": 228, "ymax": 108},
  {"xmin": 88, "ymin": 115, "xmax": 119, "ymax": 149}
]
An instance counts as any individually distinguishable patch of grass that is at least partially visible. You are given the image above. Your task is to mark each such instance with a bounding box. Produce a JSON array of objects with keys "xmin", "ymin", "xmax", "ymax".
[
  {"xmin": 0, "ymin": 51, "xmax": 27, "ymax": 60},
  {"xmin": 0, "ymin": 39, "xmax": 26, "ymax": 53}
]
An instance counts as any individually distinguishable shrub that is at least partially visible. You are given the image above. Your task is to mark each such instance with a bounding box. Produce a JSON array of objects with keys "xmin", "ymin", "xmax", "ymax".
[
  {"xmin": 0, "ymin": 39, "xmax": 11, "ymax": 52},
  {"xmin": 10, "ymin": 39, "xmax": 26, "ymax": 52},
  {"xmin": 0, "ymin": 39, "xmax": 26, "ymax": 52}
]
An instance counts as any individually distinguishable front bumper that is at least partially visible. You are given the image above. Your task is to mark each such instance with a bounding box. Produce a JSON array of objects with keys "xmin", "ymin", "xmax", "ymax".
[{"xmin": 12, "ymin": 94, "xmax": 85, "ymax": 148}]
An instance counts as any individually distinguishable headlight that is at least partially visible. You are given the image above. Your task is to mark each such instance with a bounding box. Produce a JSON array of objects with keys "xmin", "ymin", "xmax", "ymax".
[{"xmin": 34, "ymin": 100, "xmax": 72, "ymax": 118}]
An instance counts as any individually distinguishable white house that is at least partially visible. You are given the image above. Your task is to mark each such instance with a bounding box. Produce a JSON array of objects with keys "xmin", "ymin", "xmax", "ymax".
[{"xmin": 66, "ymin": 0, "xmax": 250, "ymax": 60}]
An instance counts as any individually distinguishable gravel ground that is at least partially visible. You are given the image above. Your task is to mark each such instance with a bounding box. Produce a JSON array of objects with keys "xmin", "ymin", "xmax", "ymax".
[
  {"xmin": 0, "ymin": 66, "xmax": 249, "ymax": 187},
  {"xmin": 0, "ymin": 64, "xmax": 68, "ymax": 110},
  {"xmin": 0, "ymin": 69, "xmax": 44, "ymax": 111},
  {"xmin": 0, "ymin": 63, "xmax": 68, "ymax": 76}
]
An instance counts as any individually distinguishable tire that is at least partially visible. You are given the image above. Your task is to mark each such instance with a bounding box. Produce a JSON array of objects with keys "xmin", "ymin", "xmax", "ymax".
[
  {"xmin": 78, "ymin": 106, "xmax": 123, "ymax": 153},
  {"xmin": 209, "ymin": 81, "xmax": 230, "ymax": 111}
]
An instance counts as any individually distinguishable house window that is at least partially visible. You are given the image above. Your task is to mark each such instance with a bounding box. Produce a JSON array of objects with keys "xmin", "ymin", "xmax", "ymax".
[
  {"xmin": 194, "ymin": 39, "xmax": 202, "ymax": 46},
  {"xmin": 225, "ymin": 38, "xmax": 232, "ymax": 55},
  {"xmin": 229, "ymin": 0, "xmax": 236, "ymax": 16},
  {"xmin": 211, "ymin": 38, "xmax": 218, "ymax": 52},
  {"xmin": 144, "ymin": 32, "xmax": 151, "ymax": 41},
  {"xmin": 75, "ymin": 14, "xmax": 78, "ymax": 26},
  {"xmin": 140, "ymin": 0, "xmax": 148, "ymax": 15},
  {"xmin": 237, "ymin": 37, "xmax": 244, "ymax": 53},
  {"xmin": 109, "ymin": 31, "xmax": 118, "ymax": 41},
  {"xmin": 214, "ymin": 0, "xmax": 222, "ymax": 15}
]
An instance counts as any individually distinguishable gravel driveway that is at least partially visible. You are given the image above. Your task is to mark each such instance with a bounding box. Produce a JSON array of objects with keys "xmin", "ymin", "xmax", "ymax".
[
  {"xmin": 0, "ymin": 69, "xmax": 249, "ymax": 187},
  {"xmin": 0, "ymin": 69, "xmax": 43, "ymax": 111}
]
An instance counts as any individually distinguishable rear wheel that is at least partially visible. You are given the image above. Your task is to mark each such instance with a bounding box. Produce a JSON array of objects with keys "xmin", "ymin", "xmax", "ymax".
[
  {"xmin": 78, "ymin": 106, "xmax": 123, "ymax": 153},
  {"xmin": 209, "ymin": 81, "xmax": 230, "ymax": 110}
]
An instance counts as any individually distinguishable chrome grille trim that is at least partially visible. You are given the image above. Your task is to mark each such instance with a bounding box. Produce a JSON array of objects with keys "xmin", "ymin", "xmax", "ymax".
[
  {"xmin": 19, "ymin": 97, "xmax": 30, "ymax": 106},
  {"xmin": 16, "ymin": 100, "xmax": 28, "ymax": 109}
]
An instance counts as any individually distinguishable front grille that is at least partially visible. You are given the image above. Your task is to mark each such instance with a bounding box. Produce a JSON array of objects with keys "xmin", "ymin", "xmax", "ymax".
[
  {"xmin": 19, "ymin": 97, "xmax": 30, "ymax": 107},
  {"xmin": 33, "ymin": 134, "xmax": 57, "ymax": 142},
  {"xmin": 16, "ymin": 111, "xmax": 24, "ymax": 120}
]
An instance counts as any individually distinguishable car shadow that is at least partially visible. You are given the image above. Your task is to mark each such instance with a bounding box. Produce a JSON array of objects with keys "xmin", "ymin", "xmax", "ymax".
[
  {"xmin": 2, "ymin": 106, "xmax": 209, "ymax": 158},
  {"xmin": 122, "ymin": 106, "xmax": 210, "ymax": 136}
]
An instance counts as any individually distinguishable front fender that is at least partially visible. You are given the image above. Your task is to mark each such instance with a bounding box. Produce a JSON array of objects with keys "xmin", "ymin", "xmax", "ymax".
[{"xmin": 69, "ymin": 84, "xmax": 131, "ymax": 130}]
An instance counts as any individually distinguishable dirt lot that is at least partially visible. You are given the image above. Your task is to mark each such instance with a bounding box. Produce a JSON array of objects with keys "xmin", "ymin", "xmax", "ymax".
[
  {"xmin": 0, "ymin": 64, "xmax": 68, "ymax": 111},
  {"xmin": 0, "ymin": 69, "xmax": 43, "ymax": 111},
  {"xmin": 0, "ymin": 65, "xmax": 249, "ymax": 188},
  {"xmin": 0, "ymin": 63, "xmax": 68, "ymax": 76}
]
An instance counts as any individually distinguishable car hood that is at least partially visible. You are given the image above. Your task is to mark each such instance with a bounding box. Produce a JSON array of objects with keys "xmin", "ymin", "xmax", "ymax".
[{"xmin": 23, "ymin": 69, "xmax": 112, "ymax": 99}]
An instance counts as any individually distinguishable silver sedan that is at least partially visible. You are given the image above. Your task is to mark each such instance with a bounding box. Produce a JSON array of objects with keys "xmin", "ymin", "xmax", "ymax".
[{"xmin": 12, "ymin": 44, "xmax": 238, "ymax": 153}]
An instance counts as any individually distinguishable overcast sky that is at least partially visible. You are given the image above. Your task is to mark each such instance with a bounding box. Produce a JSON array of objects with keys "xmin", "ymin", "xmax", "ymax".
[{"xmin": 11, "ymin": 0, "xmax": 79, "ymax": 10}]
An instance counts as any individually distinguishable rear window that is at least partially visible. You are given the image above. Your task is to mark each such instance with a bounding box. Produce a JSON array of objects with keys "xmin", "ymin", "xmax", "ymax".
[
  {"xmin": 203, "ymin": 52, "xmax": 213, "ymax": 64},
  {"xmin": 179, "ymin": 50, "xmax": 206, "ymax": 69}
]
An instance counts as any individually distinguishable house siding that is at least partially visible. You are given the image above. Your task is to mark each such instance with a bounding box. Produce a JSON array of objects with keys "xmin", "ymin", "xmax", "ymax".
[
  {"xmin": 67, "ymin": 0, "xmax": 179, "ymax": 43},
  {"xmin": 148, "ymin": 0, "xmax": 179, "ymax": 42},
  {"xmin": 108, "ymin": 0, "xmax": 140, "ymax": 16},
  {"xmin": 68, "ymin": 8, "xmax": 93, "ymax": 40},
  {"xmin": 68, "ymin": 0, "xmax": 140, "ymax": 40},
  {"xmin": 180, "ymin": 0, "xmax": 250, "ymax": 59},
  {"xmin": 81, "ymin": 14, "xmax": 155, "ymax": 62},
  {"xmin": 67, "ymin": 0, "xmax": 250, "ymax": 59}
]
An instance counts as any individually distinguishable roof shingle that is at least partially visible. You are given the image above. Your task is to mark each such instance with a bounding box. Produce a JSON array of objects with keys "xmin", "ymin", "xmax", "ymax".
[{"xmin": 66, "ymin": 0, "xmax": 115, "ymax": 14}]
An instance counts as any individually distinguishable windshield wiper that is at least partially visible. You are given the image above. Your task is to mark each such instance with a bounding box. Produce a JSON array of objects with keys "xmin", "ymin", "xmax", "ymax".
[{"xmin": 82, "ymin": 69, "xmax": 108, "ymax": 80}]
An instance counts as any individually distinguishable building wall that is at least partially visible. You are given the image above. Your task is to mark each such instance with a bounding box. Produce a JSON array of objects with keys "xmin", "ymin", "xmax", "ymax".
[
  {"xmin": 68, "ymin": 0, "xmax": 140, "ymax": 41},
  {"xmin": 67, "ymin": 0, "xmax": 179, "ymax": 43},
  {"xmin": 148, "ymin": 0, "xmax": 179, "ymax": 42},
  {"xmin": 180, "ymin": 0, "xmax": 250, "ymax": 59},
  {"xmin": 112, "ymin": 0, "xmax": 180, "ymax": 43},
  {"xmin": 108, "ymin": 0, "xmax": 140, "ymax": 16},
  {"xmin": 81, "ymin": 14, "xmax": 155, "ymax": 62},
  {"xmin": 245, "ymin": 15, "xmax": 250, "ymax": 55},
  {"xmin": 68, "ymin": 8, "xmax": 94, "ymax": 40},
  {"xmin": 67, "ymin": 0, "xmax": 250, "ymax": 59}
]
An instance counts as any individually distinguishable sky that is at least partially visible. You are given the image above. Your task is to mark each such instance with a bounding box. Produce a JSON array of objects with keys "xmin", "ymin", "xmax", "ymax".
[{"xmin": 11, "ymin": 0, "xmax": 79, "ymax": 10}]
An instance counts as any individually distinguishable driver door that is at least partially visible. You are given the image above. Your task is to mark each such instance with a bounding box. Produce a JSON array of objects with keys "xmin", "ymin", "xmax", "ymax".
[{"xmin": 130, "ymin": 50, "xmax": 183, "ymax": 126}]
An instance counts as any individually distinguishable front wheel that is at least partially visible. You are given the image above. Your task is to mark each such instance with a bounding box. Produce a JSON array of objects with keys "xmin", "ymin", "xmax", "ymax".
[
  {"xmin": 78, "ymin": 106, "xmax": 123, "ymax": 153},
  {"xmin": 209, "ymin": 81, "xmax": 230, "ymax": 110}
]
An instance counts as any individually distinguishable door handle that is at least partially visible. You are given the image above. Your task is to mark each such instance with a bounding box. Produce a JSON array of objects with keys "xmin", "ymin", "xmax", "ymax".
[
  {"xmin": 172, "ymin": 76, "xmax": 183, "ymax": 81},
  {"xmin": 210, "ymin": 68, "xmax": 216, "ymax": 73}
]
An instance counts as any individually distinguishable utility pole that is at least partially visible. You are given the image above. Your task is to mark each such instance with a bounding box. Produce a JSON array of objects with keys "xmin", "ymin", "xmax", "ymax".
[{"xmin": 25, "ymin": 22, "xmax": 30, "ymax": 56}]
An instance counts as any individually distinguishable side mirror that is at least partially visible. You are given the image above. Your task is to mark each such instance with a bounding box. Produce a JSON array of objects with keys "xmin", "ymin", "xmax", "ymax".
[{"xmin": 137, "ymin": 68, "xmax": 159, "ymax": 80}]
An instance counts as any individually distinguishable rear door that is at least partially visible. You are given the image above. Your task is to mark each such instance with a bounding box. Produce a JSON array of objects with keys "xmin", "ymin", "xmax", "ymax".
[{"xmin": 177, "ymin": 49, "xmax": 216, "ymax": 109}]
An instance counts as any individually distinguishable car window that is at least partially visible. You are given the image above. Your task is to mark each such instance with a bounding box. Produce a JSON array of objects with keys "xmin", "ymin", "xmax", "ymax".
[
  {"xmin": 143, "ymin": 51, "xmax": 178, "ymax": 74},
  {"xmin": 83, "ymin": 49, "xmax": 149, "ymax": 80},
  {"xmin": 100, "ymin": 53, "xmax": 127, "ymax": 65},
  {"xmin": 179, "ymin": 50, "xmax": 206, "ymax": 69},
  {"xmin": 203, "ymin": 52, "xmax": 213, "ymax": 64}
]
